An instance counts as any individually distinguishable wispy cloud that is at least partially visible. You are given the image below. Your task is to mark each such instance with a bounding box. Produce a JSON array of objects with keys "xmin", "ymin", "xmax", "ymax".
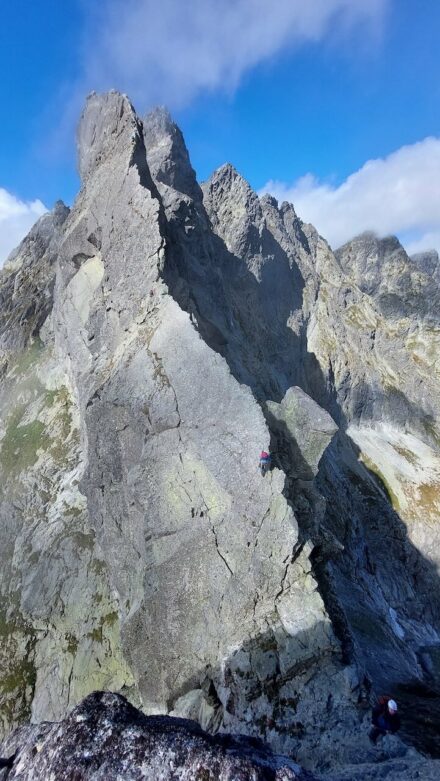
[
  {"xmin": 77, "ymin": 0, "xmax": 387, "ymax": 109},
  {"xmin": 261, "ymin": 137, "xmax": 440, "ymax": 254},
  {"xmin": 0, "ymin": 189, "xmax": 47, "ymax": 266}
]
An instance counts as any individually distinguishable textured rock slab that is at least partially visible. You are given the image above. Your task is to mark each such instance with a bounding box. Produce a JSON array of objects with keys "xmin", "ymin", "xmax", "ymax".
[
  {"xmin": 267, "ymin": 387, "xmax": 338, "ymax": 478},
  {"xmin": 0, "ymin": 692, "xmax": 313, "ymax": 780}
]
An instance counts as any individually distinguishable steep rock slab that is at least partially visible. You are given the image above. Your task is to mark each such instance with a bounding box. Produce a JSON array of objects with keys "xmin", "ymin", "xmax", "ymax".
[
  {"xmin": 0, "ymin": 200, "xmax": 68, "ymax": 360},
  {"xmin": 201, "ymin": 152, "xmax": 440, "ymax": 758},
  {"xmin": 143, "ymin": 109, "xmax": 379, "ymax": 770},
  {"xmin": 0, "ymin": 200, "xmax": 132, "ymax": 736},
  {"xmin": 52, "ymin": 92, "xmax": 332, "ymax": 725},
  {"xmin": 267, "ymin": 387, "xmax": 338, "ymax": 480}
]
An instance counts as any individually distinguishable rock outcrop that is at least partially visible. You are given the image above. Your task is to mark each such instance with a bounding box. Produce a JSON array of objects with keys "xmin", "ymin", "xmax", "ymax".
[
  {"xmin": 411, "ymin": 249, "xmax": 440, "ymax": 285},
  {"xmin": 0, "ymin": 691, "xmax": 312, "ymax": 780},
  {"xmin": 1, "ymin": 90, "xmax": 440, "ymax": 779}
]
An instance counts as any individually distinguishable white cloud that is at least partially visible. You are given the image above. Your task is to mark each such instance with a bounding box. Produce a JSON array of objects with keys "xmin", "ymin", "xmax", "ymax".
[
  {"xmin": 0, "ymin": 188, "xmax": 47, "ymax": 266},
  {"xmin": 261, "ymin": 137, "xmax": 440, "ymax": 254},
  {"xmin": 404, "ymin": 231, "xmax": 440, "ymax": 257},
  {"xmin": 78, "ymin": 0, "xmax": 387, "ymax": 108}
]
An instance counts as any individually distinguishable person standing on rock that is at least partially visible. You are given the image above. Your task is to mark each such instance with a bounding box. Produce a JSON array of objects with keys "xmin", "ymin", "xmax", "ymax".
[
  {"xmin": 369, "ymin": 697, "xmax": 401, "ymax": 743},
  {"xmin": 259, "ymin": 450, "xmax": 271, "ymax": 475}
]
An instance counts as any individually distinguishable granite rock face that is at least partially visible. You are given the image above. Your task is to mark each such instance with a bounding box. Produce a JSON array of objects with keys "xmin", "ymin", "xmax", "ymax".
[{"xmin": 1, "ymin": 91, "xmax": 440, "ymax": 779}]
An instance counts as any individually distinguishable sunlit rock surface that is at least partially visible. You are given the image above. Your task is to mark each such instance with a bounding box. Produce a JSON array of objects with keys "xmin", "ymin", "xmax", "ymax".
[{"xmin": 1, "ymin": 91, "xmax": 440, "ymax": 778}]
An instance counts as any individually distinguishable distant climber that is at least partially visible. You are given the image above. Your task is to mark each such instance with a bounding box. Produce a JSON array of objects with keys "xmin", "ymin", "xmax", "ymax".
[
  {"xmin": 259, "ymin": 450, "xmax": 271, "ymax": 476},
  {"xmin": 369, "ymin": 697, "xmax": 400, "ymax": 744}
]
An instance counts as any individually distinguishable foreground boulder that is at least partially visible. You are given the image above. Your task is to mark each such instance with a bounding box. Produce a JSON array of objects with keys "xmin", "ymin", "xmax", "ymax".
[{"xmin": 0, "ymin": 691, "xmax": 314, "ymax": 780}]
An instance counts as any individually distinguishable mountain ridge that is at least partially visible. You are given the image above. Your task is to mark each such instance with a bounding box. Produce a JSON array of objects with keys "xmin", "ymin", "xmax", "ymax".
[{"xmin": 1, "ymin": 91, "xmax": 440, "ymax": 779}]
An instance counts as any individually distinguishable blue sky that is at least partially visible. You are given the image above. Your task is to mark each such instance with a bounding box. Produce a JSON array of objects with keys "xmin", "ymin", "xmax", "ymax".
[{"xmin": 1, "ymin": 0, "xmax": 439, "ymax": 262}]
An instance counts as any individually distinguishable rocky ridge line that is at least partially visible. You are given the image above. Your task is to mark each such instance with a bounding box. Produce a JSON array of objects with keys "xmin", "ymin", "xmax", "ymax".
[{"xmin": 0, "ymin": 91, "xmax": 440, "ymax": 779}]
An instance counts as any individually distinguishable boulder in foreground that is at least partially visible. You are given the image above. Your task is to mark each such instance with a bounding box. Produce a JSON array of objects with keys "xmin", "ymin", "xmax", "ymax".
[{"xmin": 0, "ymin": 691, "xmax": 315, "ymax": 780}]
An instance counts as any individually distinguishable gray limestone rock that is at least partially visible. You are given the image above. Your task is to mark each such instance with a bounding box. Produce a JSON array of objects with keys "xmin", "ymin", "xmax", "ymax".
[
  {"xmin": 1, "ymin": 90, "xmax": 440, "ymax": 780},
  {"xmin": 267, "ymin": 387, "xmax": 338, "ymax": 479},
  {"xmin": 411, "ymin": 248, "xmax": 440, "ymax": 285},
  {"xmin": 143, "ymin": 106, "xmax": 200, "ymax": 199}
]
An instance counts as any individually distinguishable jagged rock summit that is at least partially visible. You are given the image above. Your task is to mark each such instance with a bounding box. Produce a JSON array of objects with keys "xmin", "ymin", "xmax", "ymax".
[{"xmin": 1, "ymin": 91, "xmax": 440, "ymax": 779}]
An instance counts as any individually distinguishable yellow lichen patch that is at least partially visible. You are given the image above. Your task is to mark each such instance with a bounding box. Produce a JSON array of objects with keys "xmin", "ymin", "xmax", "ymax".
[
  {"xmin": 412, "ymin": 483, "xmax": 440, "ymax": 518},
  {"xmin": 344, "ymin": 303, "xmax": 378, "ymax": 331},
  {"xmin": 359, "ymin": 453, "xmax": 401, "ymax": 512}
]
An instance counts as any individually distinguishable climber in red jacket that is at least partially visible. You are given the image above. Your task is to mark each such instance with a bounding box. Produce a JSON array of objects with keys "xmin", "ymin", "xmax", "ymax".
[
  {"xmin": 369, "ymin": 697, "xmax": 401, "ymax": 744},
  {"xmin": 259, "ymin": 450, "xmax": 271, "ymax": 475}
]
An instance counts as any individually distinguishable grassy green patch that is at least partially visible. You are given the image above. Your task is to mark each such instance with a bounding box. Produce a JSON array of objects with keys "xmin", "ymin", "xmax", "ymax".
[
  {"xmin": 0, "ymin": 407, "xmax": 51, "ymax": 473},
  {"xmin": 64, "ymin": 505, "xmax": 82, "ymax": 518},
  {"xmin": 45, "ymin": 389, "xmax": 58, "ymax": 407},
  {"xmin": 0, "ymin": 607, "xmax": 37, "ymax": 726},
  {"xmin": 48, "ymin": 387, "xmax": 80, "ymax": 467},
  {"xmin": 0, "ymin": 658, "xmax": 36, "ymax": 696},
  {"xmin": 10, "ymin": 338, "xmax": 44, "ymax": 377},
  {"xmin": 71, "ymin": 531, "xmax": 95, "ymax": 550}
]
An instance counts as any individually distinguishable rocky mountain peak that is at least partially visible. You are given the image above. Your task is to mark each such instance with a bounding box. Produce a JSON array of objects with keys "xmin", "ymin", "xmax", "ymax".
[
  {"xmin": 411, "ymin": 248, "xmax": 440, "ymax": 283},
  {"xmin": 202, "ymin": 163, "xmax": 263, "ymax": 258},
  {"xmin": 51, "ymin": 199, "xmax": 70, "ymax": 226},
  {"xmin": 143, "ymin": 105, "xmax": 199, "ymax": 199},
  {"xmin": 77, "ymin": 91, "xmax": 142, "ymax": 182},
  {"xmin": 2, "ymin": 90, "xmax": 440, "ymax": 780},
  {"xmin": 335, "ymin": 230, "xmax": 440, "ymax": 319}
]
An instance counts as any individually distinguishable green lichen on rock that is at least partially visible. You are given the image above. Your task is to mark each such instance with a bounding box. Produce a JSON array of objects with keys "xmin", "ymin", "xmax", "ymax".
[
  {"xmin": 88, "ymin": 611, "xmax": 119, "ymax": 644},
  {"xmin": 0, "ymin": 608, "xmax": 37, "ymax": 733},
  {"xmin": 9, "ymin": 338, "xmax": 44, "ymax": 378},
  {"xmin": 46, "ymin": 385, "xmax": 80, "ymax": 467},
  {"xmin": 65, "ymin": 633, "xmax": 79, "ymax": 655},
  {"xmin": 0, "ymin": 406, "xmax": 51, "ymax": 474}
]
